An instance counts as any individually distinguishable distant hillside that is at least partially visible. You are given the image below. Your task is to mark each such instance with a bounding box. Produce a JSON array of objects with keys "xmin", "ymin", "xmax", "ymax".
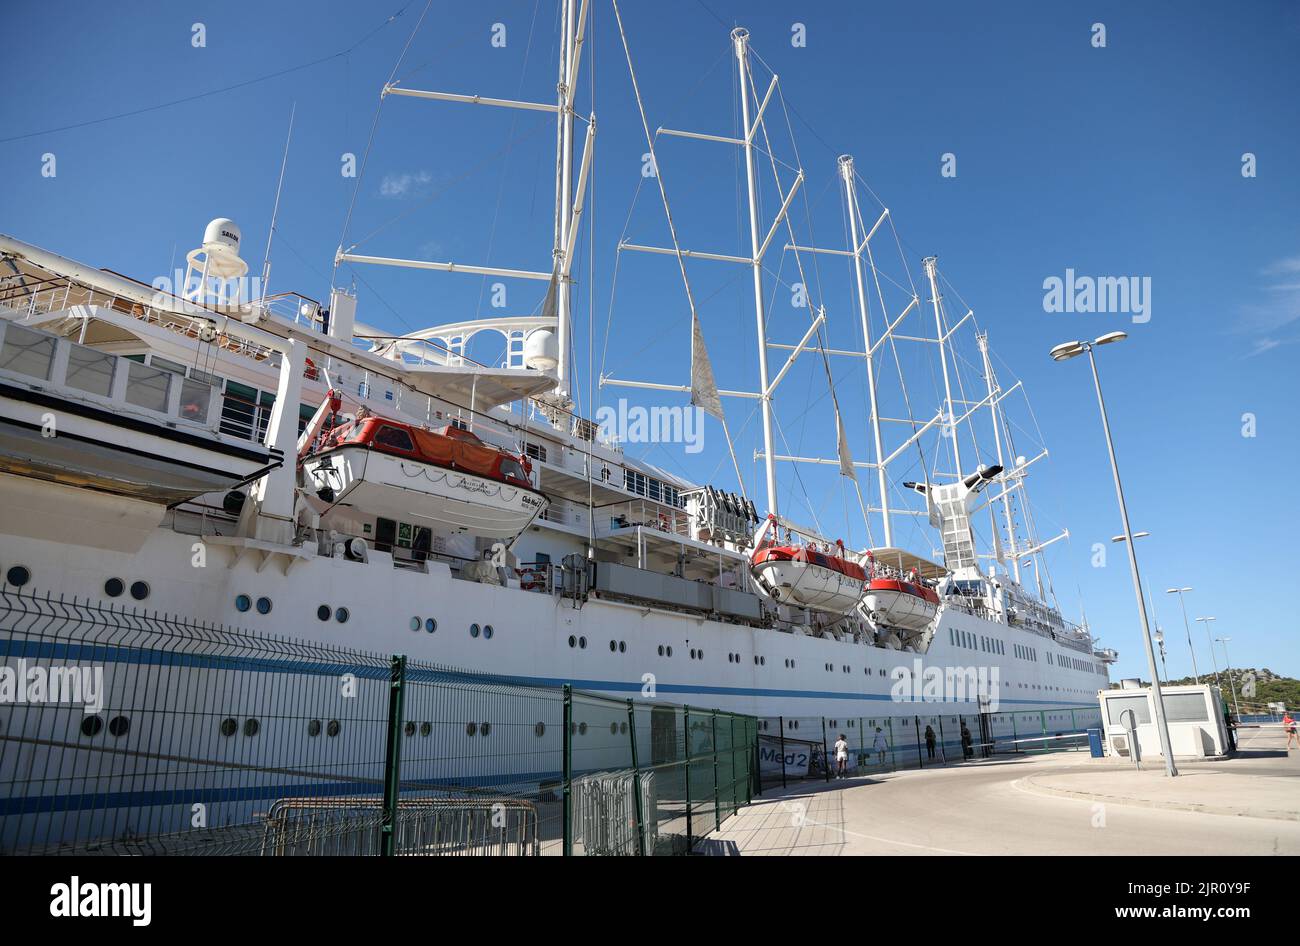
[{"xmin": 1117, "ymin": 668, "xmax": 1299, "ymax": 710}]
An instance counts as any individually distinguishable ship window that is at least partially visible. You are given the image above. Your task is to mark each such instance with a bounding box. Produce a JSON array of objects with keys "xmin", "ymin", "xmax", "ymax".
[
  {"xmin": 308, "ymin": 720, "xmax": 322, "ymax": 737},
  {"xmin": 525, "ymin": 442, "xmax": 547, "ymax": 463},
  {"xmin": 426, "ymin": 618, "xmax": 437, "ymax": 633},
  {"xmin": 421, "ymin": 722, "xmax": 432, "ymax": 736},
  {"xmin": 470, "ymin": 623, "xmax": 480, "ymax": 638},
  {"xmin": 81, "ymin": 716, "xmax": 104, "ymax": 737},
  {"xmin": 335, "ymin": 607, "xmax": 350, "ymax": 623},
  {"xmin": 104, "ymin": 578, "xmax": 124, "ymax": 598},
  {"xmin": 619, "ymin": 641, "xmax": 626, "ymax": 653},
  {"xmin": 0, "ymin": 324, "xmax": 55, "ymax": 380},
  {"xmin": 179, "ymin": 378, "xmax": 211, "ymax": 424},
  {"xmin": 124, "ymin": 360, "xmax": 171, "ymax": 413},
  {"xmin": 375, "ymin": 425, "xmax": 415, "ymax": 452},
  {"xmin": 235, "ymin": 594, "xmax": 251, "ymax": 612},
  {"xmin": 130, "ymin": 581, "xmax": 150, "ymax": 601},
  {"xmin": 256, "ymin": 596, "xmax": 272, "ymax": 615},
  {"xmin": 326, "ymin": 720, "xmax": 341, "ymax": 737},
  {"xmin": 66, "ymin": 345, "xmax": 115, "ymax": 397},
  {"xmin": 243, "ymin": 719, "xmax": 260, "ymax": 737},
  {"xmin": 410, "ymin": 617, "xmax": 422, "ymax": 632},
  {"xmin": 483, "ymin": 625, "xmax": 494, "ymax": 640},
  {"xmin": 108, "ymin": 716, "xmax": 130, "ymax": 738},
  {"xmin": 317, "ymin": 605, "xmax": 331, "ymax": 621}
]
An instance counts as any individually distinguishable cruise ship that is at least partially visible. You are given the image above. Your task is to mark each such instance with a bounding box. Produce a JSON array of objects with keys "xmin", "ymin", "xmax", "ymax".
[{"xmin": 0, "ymin": 3, "xmax": 1111, "ymax": 837}]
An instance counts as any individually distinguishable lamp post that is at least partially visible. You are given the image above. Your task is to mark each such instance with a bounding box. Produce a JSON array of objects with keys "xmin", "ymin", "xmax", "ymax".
[
  {"xmin": 1112, "ymin": 533, "xmax": 1163, "ymax": 682},
  {"xmin": 1166, "ymin": 587, "xmax": 1199, "ymax": 684},
  {"xmin": 1051, "ymin": 332, "xmax": 1176, "ymax": 776},
  {"xmin": 1195, "ymin": 616, "xmax": 1222, "ymax": 690},
  {"xmin": 1153, "ymin": 627, "xmax": 1169, "ymax": 683},
  {"xmin": 1216, "ymin": 636, "xmax": 1242, "ymax": 719}
]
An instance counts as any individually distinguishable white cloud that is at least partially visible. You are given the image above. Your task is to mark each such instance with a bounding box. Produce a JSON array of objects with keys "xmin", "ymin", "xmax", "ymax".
[
  {"xmin": 1233, "ymin": 256, "xmax": 1300, "ymax": 351},
  {"xmin": 379, "ymin": 170, "xmax": 433, "ymax": 199}
]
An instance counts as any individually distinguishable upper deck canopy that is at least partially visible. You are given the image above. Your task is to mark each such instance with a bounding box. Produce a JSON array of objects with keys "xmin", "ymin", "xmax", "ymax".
[{"xmin": 866, "ymin": 547, "xmax": 947, "ymax": 580}]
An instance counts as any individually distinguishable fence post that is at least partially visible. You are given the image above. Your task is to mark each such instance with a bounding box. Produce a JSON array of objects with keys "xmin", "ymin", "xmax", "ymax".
[
  {"xmin": 563, "ymin": 684, "xmax": 573, "ymax": 857},
  {"xmin": 751, "ymin": 718, "xmax": 761, "ymax": 799},
  {"xmin": 778, "ymin": 716, "xmax": 787, "ymax": 789},
  {"xmin": 381, "ymin": 654, "xmax": 407, "ymax": 858},
  {"xmin": 937, "ymin": 715, "xmax": 947, "ymax": 763},
  {"xmin": 915, "ymin": 716, "xmax": 923, "ymax": 768},
  {"xmin": 1011, "ymin": 713, "xmax": 1018, "ymax": 754},
  {"xmin": 683, "ymin": 705, "xmax": 693, "ymax": 848},
  {"xmin": 821, "ymin": 717, "xmax": 831, "ymax": 783},
  {"xmin": 626, "ymin": 699, "xmax": 647, "ymax": 856},
  {"xmin": 711, "ymin": 711, "xmax": 721, "ymax": 832}
]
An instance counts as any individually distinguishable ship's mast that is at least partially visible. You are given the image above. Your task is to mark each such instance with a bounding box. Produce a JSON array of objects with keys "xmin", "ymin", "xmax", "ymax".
[
  {"xmin": 923, "ymin": 255, "xmax": 962, "ymax": 479},
  {"xmin": 553, "ymin": 0, "xmax": 579, "ymax": 400},
  {"xmin": 733, "ymin": 28, "xmax": 779, "ymax": 517},
  {"xmin": 839, "ymin": 155, "xmax": 890, "ymax": 545},
  {"xmin": 977, "ymin": 331, "xmax": 1019, "ymax": 583}
]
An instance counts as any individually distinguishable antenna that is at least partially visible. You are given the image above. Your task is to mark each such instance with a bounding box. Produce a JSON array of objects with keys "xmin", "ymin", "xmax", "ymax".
[{"xmin": 259, "ymin": 102, "xmax": 296, "ymax": 314}]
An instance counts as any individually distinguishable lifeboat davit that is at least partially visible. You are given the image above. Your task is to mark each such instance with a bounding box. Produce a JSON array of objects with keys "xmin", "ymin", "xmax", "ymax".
[
  {"xmin": 864, "ymin": 577, "xmax": 939, "ymax": 631},
  {"xmin": 301, "ymin": 415, "xmax": 548, "ymax": 540},
  {"xmin": 750, "ymin": 544, "xmax": 867, "ymax": 614}
]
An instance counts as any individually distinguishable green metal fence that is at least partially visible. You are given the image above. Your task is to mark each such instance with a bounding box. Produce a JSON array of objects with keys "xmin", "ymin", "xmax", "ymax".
[
  {"xmin": 759, "ymin": 706, "xmax": 1099, "ymax": 785},
  {"xmin": 0, "ymin": 587, "xmax": 757, "ymax": 856}
]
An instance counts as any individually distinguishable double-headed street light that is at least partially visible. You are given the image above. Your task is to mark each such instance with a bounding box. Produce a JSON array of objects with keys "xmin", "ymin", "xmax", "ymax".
[
  {"xmin": 1165, "ymin": 586, "xmax": 1199, "ymax": 684},
  {"xmin": 1215, "ymin": 636, "xmax": 1242, "ymax": 719},
  {"xmin": 1051, "ymin": 332, "xmax": 1177, "ymax": 777},
  {"xmin": 1195, "ymin": 616, "xmax": 1222, "ymax": 690}
]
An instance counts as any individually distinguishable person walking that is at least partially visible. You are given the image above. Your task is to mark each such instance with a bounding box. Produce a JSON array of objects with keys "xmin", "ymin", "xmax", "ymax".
[
  {"xmin": 872, "ymin": 727, "xmax": 888, "ymax": 766},
  {"xmin": 924, "ymin": 724, "xmax": 937, "ymax": 760},
  {"xmin": 834, "ymin": 733, "xmax": 849, "ymax": 778},
  {"xmin": 960, "ymin": 722, "xmax": 973, "ymax": 760},
  {"xmin": 1284, "ymin": 712, "xmax": 1299, "ymax": 750}
]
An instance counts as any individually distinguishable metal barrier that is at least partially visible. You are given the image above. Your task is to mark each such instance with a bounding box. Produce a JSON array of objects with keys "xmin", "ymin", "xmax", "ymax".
[{"xmin": 0, "ymin": 586, "xmax": 757, "ymax": 856}]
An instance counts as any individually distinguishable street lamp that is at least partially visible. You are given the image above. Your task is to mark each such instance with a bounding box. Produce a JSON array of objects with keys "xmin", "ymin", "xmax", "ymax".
[
  {"xmin": 1165, "ymin": 587, "xmax": 1199, "ymax": 684},
  {"xmin": 1215, "ymin": 636, "xmax": 1242, "ymax": 719},
  {"xmin": 1153, "ymin": 627, "xmax": 1169, "ymax": 683},
  {"xmin": 1051, "ymin": 332, "xmax": 1177, "ymax": 777},
  {"xmin": 1195, "ymin": 616, "xmax": 1222, "ymax": 690}
]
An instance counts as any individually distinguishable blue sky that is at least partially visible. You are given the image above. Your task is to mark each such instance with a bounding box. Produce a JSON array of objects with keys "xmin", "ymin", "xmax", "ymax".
[{"xmin": 2, "ymin": 1, "xmax": 1296, "ymax": 683}]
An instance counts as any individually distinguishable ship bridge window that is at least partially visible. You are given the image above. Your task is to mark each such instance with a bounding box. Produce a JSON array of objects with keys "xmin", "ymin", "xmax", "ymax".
[
  {"xmin": 124, "ymin": 361, "xmax": 171, "ymax": 413},
  {"xmin": 0, "ymin": 324, "xmax": 55, "ymax": 380},
  {"xmin": 66, "ymin": 346, "xmax": 115, "ymax": 397},
  {"xmin": 375, "ymin": 425, "xmax": 415, "ymax": 452}
]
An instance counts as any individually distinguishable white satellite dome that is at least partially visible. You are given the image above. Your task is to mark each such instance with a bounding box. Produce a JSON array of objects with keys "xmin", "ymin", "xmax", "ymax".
[
  {"xmin": 202, "ymin": 218, "xmax": 242, "ymax": 256},
  {"xmin": 523, "ymin": 328, "xmax": 558, "ymax": 371}
]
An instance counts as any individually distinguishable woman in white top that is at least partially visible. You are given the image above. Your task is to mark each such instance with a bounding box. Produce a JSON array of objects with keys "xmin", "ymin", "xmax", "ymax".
[{"xmin": 834, "ymin": 734, "xmax": 849, "ymax": 778}]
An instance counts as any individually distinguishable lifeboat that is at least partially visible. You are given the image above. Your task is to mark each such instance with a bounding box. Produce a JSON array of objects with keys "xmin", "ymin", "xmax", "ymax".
[
  {"xmin": 301, "ymin": 414, "xmax": 548, "ymax": 540},
  {"xmin": 750, "ymin": 544, "xmax": 867, "ymax": 615},
  {"xmin": 864, "ymin": 577, "xmax": 939, "ymax": 631}
]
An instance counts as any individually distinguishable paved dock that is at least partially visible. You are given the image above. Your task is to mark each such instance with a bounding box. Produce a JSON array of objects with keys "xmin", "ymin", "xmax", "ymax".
[{"xmin": 700, "ymin": 723, "xmax": 1300, "ymax": 855}]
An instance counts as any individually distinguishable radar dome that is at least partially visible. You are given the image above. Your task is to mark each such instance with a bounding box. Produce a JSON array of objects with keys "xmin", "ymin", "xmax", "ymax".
[
  {"xmin": 524, "ymin": 328, "xmax": 558, "ymax": 372},
  {"xmin": 203, "ymin": 218, "xmax": 242, "ymax": 257}
]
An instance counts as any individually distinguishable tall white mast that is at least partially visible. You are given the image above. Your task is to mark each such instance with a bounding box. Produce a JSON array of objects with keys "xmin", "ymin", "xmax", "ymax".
[
  {"xmin": 978, "ymin": 331, "xmax": 1019, "ymax": 582},
  {"xmin": 553, "ymin": 0, "xmax": 577, "ymax": 400},
  {"xmin": 839, "ymin": 155, "xmax": 890, "ymax": 545},
  {"xmin": 923, "ymin": 255, "xmax": 963, "ymax": 478},
  {"xmin": 733, "ymin": 27, "xmax": 778, "ymax": 516}
]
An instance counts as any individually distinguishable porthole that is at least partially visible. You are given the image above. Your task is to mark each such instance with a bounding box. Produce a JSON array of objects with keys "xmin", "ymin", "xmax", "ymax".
[
  {"xmin": 535, "ymin": 722, "xmax": 546, "ymax": 738},
  {"xmin": 235, "ymin": 594, "xmax": 251, "ymax": 613},
  {"xmin": 760, "ymin": 656, "xmax": 765, "ymax": 666},
  {"xmin": 619, "ymin": 722, "xmax": 627, "ymax": 735},
  {"xmin": 483, "ymin": 625, "xmax": 494, "ymax": 640},
  {"xmin": 335, "ymin": 607, "xmax": 349, "ymax": 624},
  {"xmin": 569, "ymin": 635, "xmax": 578, "ymax": 649},
  {"xmin": 308, "ymin": 719, "xmax": 322, "ymax": 737},
  {"xmin": 404, "ymin": 721, "xmax": 417, "ymax": 737},
  {"xmin": 420, "ymin": 722, "xmax": 432, "ymax": 737},
  {"xmin": 129, "ymin": 581, "xmax": 149, "ymax": 601},
  {"xmin": 610, "ymin": 640, "xmax": 617, "ymax": 652},
  {"xmin": 466, "ymin": 721, "xmax": 478, "ymax": 737},
  {"xmin": 81, "ymin": 716, "xmax": 103, "ymax": 738},
  {"xmin": 5, "ymin": 565, "xmax": 30, "ymax": 588},
  {"xmin": 657, "ymin": 645, "xmax": 664, "ymax": 656},
  {"xmin": 220, "ymin": 718, "xmax": 238, "ymax": 737},
  {"xmin": 410, "ymin": 617, "xmax": 422, "ymax": 632},
  {"xmin": 255, "ymin": 597, "xmax": 272, "ymax": 615},
  {"xmin": 690, "ymin": 648, "xmax": 697, "ymax": 660},
  {"xmin": 665, "ymin": 646, "xmax": 672, "ymax": 657},
  {"xmin": 618, "ymin": 641, "xmax": 626, "ymax": 653},
  {"xmin": 326, "ymin": 720, "xmax": 341, "ymax": 737},
  {"xmin": 317, "ymin": 605, "xmax": 331, "ymax": 622},
  {"xmin": 610, "ymin": 722, "xmax": 618, "ymax": 735},
  {"xmin": 425, "ymin": 618, "xmax": 437, "ymax": 633},
  {"xmin": 243, "ymin": 718, "xmax": 259, "ymax": 737},
  {"xmin": 577, "ymin": 722, "xmax": 588, "ymax": 736},
  {"xmin": 470, "ymin": 623, "xmax": 480, "ymax": 638},
  {"xmin": 578, "ymin": 636, "xmax": 586, "ymax": 649},
  {"xmin": 108, "ymin": 715, "xmax": 130, "ymax": 738},
  {"xmin": 104, "ymin": 578, "xmax": 124, "ymax": 598}
]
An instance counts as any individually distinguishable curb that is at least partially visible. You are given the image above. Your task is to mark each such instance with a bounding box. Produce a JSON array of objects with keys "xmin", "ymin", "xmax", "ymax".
[{"xmin": 1016, "ymin": 774, "xmax": 1300, "ymax": 823}]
